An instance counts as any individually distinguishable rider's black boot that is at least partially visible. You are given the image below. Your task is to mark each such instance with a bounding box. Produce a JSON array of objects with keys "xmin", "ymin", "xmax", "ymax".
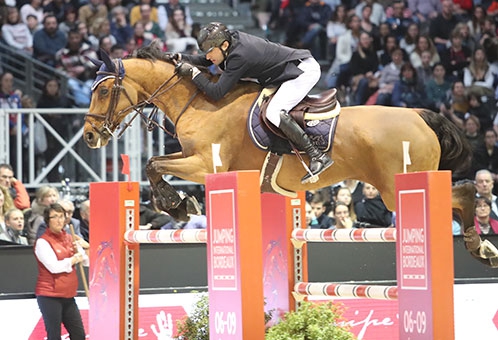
[{"xmin": 278, "ymin": 110, "xmax": 333, "ymax": 184}]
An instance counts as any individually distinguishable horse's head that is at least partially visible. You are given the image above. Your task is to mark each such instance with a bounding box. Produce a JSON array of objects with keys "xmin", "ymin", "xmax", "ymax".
[{"xmin": 84, "ymin": 52, "xmax": 139, "ymax": 148}]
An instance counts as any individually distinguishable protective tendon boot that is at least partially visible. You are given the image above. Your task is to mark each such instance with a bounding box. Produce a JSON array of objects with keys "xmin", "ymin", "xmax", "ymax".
[{"xmin": 278, "ymin": 110, "xmax": 333, "ymax": 184}]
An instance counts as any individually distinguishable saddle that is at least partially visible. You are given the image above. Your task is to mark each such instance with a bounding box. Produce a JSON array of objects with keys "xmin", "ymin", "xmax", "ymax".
[{"xmin": 259, "ymin": 88, "xmax": 338, "ymax": 135}]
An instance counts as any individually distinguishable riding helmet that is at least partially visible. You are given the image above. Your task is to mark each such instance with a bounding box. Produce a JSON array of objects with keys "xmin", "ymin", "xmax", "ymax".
[{"xmin": 197, "ymin": 22, "xmax": 232, "ymax": 53}]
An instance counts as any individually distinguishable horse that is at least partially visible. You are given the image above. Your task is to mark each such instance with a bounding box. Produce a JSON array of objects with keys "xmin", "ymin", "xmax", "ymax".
[{"xmin": 83, "ymin": 50, "xmax": 492, "ymax": 266}]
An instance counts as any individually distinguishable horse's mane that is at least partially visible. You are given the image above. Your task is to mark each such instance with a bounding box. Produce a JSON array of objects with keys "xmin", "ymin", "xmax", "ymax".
[{"xmin": 131, "ymin": 40, "xmax": 167, "ymax": 62}]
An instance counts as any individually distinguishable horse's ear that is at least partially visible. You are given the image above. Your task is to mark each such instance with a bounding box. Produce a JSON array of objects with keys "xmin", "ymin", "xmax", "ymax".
[
  {"xmin": 100, "ymin": 49, "xmax": 116, "ymax": 73},
  {"xmin": 87, "ymin": 56, "xmax": 103, "ymax": 68}
]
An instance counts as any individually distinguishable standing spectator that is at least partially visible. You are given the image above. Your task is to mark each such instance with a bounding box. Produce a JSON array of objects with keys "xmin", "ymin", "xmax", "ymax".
[
  {"xmin": 78, "ymin": 0, "xmax": 108, "ymax": 32},
  {"xmin": 441, "ymin": 29, "xmax": 472, "ymax": 82},
  {"xmin": 34, "ymin": 203, "xmax": 88, "ymax": 340},
  {"xmin": 0, "ymin": 208, "xmax": 28, "ymax": 245},
  {"xmin": 474, "ymin": 196, "xmax": 498, "ymax": 234},
  {"xmin": 425, "ymin": 62, "xmax": 451, "ymax": 112},
  {"xmin": 33, "ymin": 14, "xmax": 67, "ymax": 66},
  {"xmin": 19, "ymin": 0, "xmax": 43, "ymax": 25},
  {"xmin": 165, "ymin": 7, "xmax": 197, "ymax": 53},
  {"xmin": 375, "ymin": 47, "xmax": 404, "ymax": 106},
  {"xmin": 55, "ymin": 29, "xmax": 98, "ymax": 107},
  {"xmin": 0, "ymin": 163, "xmax": 30, "ymax": 210},
  {"xmin": 349, "ymin": 31, "xmax": 379, "ymax": 105},
  {"xmin": 27, "ymin": 186, "xmax": 59, "ymax": 245},
  {"xmin": 409, "ymin": 34, "xmax": 440, "ymax": 68},
  {"xmin": 475, "ymin": 169, "xmax": 498, "ymax": 219},
  {"xmin": 79, "ymin": 200, "xmax": 89, "ymax": 242},
  {"xmin": 1, "ymin": 6, "xmax": 33, "ymax": 55},
  {"xmin": 110, "ymin": 5, "xmax": 133, "ymax": 46},
  {"xmin": 355, "ymin": 183, "xmax": 393, "ymax": 227},
  {"xmin": 309, "ymin": 192, "xmax": 334, "ymax": 229},
  {"xmin": 429, "ymin": 0, "xmax": 459, "ymax": 54},
  {"xmin": 295, "ymin": 0, "xmax": 331, "ymax": 60},
  {"xmin": 391, "ymin": 62, "xmax": 426, "ymax": 107}
]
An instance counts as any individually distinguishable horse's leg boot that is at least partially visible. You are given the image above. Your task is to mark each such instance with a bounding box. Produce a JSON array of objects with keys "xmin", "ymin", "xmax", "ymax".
[{"xmin": 278, "ymin": 110, "xmax": 333, "ymax": 184}]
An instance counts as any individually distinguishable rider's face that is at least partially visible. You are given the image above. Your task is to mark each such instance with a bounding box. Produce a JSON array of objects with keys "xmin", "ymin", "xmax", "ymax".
[{"xmin": 205, "ymin": 41, "xmax": 229, "ymax": 66}]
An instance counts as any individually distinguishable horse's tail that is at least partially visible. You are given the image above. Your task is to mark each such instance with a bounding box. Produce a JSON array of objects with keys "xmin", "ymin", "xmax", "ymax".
[{"xmin": 417, "ymin": 109, "xmax": 472, "ymax": 175}]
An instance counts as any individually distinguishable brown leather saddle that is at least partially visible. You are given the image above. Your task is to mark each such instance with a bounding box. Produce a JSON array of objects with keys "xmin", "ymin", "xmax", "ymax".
[{"xmin": 259, "ymin": 88, "xmax": 337, "ymax": 135}]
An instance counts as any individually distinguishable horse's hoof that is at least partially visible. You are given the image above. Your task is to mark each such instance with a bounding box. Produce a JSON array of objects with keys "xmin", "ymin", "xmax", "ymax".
[
  {"xmin": 151, "ymin": 181, "xmax": 182, "ymax": 211},
  {"xmin": 166, "ymin": 196, "xmax": 201, "ymax": 221}
]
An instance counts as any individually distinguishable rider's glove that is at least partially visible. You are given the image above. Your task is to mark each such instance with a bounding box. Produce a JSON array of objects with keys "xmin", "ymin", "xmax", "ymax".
[
  {"xmin": 463, "ymin": 226, "xmax": 481, "ymax": 252},
  {"xmin": 162, "ymin": 52, "xmax": 181, "ymax": 63},
  {"xmin": 175, "ymin": 62, "xmax": 200, "ymax": 79}
]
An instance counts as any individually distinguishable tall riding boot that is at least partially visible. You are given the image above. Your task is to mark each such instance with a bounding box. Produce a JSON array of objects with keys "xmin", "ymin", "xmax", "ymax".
[{"xmin": 278, "ymin": 110, "xmax": 333, "ymax": 184}]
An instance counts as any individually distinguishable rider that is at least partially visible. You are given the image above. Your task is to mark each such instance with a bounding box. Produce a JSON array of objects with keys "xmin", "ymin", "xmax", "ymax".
[{"xmin": 165, "ymin": 22, "xmax": 333, "ymax": 184}]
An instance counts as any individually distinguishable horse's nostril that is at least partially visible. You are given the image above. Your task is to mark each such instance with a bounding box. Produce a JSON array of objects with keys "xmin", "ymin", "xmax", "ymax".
[{"xmin": 85, "ymin": 132, "xmax": 94, "ymax": 142}]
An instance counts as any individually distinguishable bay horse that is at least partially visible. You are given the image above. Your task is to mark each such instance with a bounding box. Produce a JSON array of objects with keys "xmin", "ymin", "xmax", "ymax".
[{"xmin": 83, "ymin": 49, "xmax": 492, "ymax": 264}]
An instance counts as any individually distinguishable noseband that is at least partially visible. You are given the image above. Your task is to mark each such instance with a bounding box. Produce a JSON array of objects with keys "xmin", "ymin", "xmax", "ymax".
[{"xmin": 85, "ymin": 59, "xmax": 198, "ymax": 140}]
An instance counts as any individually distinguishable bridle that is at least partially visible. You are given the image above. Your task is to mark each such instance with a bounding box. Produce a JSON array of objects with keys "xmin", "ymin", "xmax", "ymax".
[{"xmin": 85, "ymin": 59, "xmax": 200, "ymax": 140}]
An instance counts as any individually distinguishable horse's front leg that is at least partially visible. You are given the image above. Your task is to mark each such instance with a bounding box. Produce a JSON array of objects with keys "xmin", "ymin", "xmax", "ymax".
[{"xmin": 146, "ymin": 154, "xmax": 210, "ymax": 221}]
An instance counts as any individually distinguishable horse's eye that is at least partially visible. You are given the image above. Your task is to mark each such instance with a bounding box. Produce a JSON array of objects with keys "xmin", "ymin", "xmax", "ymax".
[{"xmin": 100, "ymin": 87, "xmax": 109, "ymax": 96}]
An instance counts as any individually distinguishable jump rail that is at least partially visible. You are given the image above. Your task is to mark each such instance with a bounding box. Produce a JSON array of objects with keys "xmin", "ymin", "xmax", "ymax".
[
  {"xmin": 124, "ymin": 229, "xmax": 207, "ymax": 244},
  {"xmin": 293, "ymin": 282, "xmax": 398, "ymax": 301},
  {"xmin": 291, "ymin": 228, "xmax": 396, "ymax": 247}
]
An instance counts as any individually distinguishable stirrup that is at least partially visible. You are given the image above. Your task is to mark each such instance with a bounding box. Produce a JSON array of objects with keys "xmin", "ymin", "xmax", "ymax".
[{"xmin": 301, "ymin": 156, "xmax": 334, "ymax": 184}]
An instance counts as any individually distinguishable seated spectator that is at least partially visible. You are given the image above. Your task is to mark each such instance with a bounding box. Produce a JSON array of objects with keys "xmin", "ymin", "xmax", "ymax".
[
  {"xmin": 0, "ymin": 185, "xmax": 15, "ymax": 226},
  {"xmin": 399, "ymin": 22, "xmax": 419, "ymax": 55},
  {"xmin": 58, "ymin": 6, "xmax": 78, "ymax": 35},
  {"xmin": 332, "ymin": 201, "xmax": 355, "ymax": 229},
  {"xmin": 130, "ymin": 0, "xmax": 166, "ymax": 29},
  {"xmin": 1, "ymin": 6, "xmax": 33, "ymax": 55},
  {"xmin": 110, "ymin": 6, "xmax": 133, "ymax": 46},
  {"xmin": 139, "ymin": 203, "xmax": 172, "ymax": 229},
  {"xmin": 375, "ymin": 47, "xmax": 404, "ymax": 106},
  {"xmin": 295, "ymin": 0, "xmax": 331, "ymax": 60},
  {"xmin": 473, "ymin": 129, "xmax": 498, "ymax": 177},
  {"xmin": 35, "ymin": 199, "xmax": 84, "ymax": 240},
  {"xmin": 358, "ymin": 4, "xmax": 379, "ymax": 48},
  {"xmin": 25, "ymin": 14, "xmax": 40, "ymax": 35},
  {"xmin": 160, "ymin": 0, "xmax": 193, "ymax": 29},
  {"xmin": 416, "ymin": 50, "xmax": 435, "ymax": 88},
  {"xmin": 110, "ymin": 43, "xmax": 125, "ymax": 58},
  {"xmin": 33, "ymin": 14, "xmax": 67, "ymax": 67},
  {"xmin": 464, "ymin": 114, "xmax": 484, "ymax": 152},
  {"xmin": 355, "ymin": 0, "xmax": 386, "ymax": 26},
  {"xmin": 439, "ymin": 80, "xmax": 469, "ymax": 129},
  {"xmin": 378, "ymin": 35, "xmax": 399, "ymax": 68},
  {"xmin": 463, "ymin": 47, "xmax": 495, "ymax": 98},
  {"xmin": 305, "ymin": 201, "xmax": 318, "ymax": 228},
  {"xmin": 43, "ymin": 0, "xmax": 70, "ymax": 25},
  {"xmin": 26, "ymin": 185, "xmax": 59, "ymax": 245},
  {"xmin": 355, "ymin": 183, "xmax": 393, "ymax": 227},
  {"xmin": 441, "ymin": 29, "xmax": 471, "ymax": 82},
  {"xmin": 332, "ymin": 186, "xmax": 357, "ymax": 221},
  {"xmin": 20, "ymin": 0, "xmax": 43, "ymax": 26},
  {"xmin": 78, "ymin": 0, "xmax": 108, "ymax": 32},
  {"xmin": 0, "ymin": 163, "xmax": 30, "ymax": 210},
  {"xmin": 475, "ymin": 169, "xmax": 498, "ymax": 218},
  {"xmin": 408, "ymin": 0, "xmax": 440, "ymax": 28},
  {"xmin": 326, "ymin": 4, "xmax": 347, "ymax": 62},
  {"xmin": 474, "ymin": 196, "xmax": 498, "ymax": 235},
  {"xmin": 309, "ymin": 192, "xmax": 334, "ymax": 229},
  {"xmin": 55, "ymin": 29, "xmax": 98, "ymax": 107},
  {"xmin": 429, "ymin": 0, "xmax": 459, "ymax": 54},
  {"xmin": 0, "ymin": 208, "xmax": 28, "ymax": 245},
  {"xmin": 425, "ymin": 63, "xmax": 451, "ymax": 112},
  {"xmin": 385, "ymin": 0, "xmax": 414, "ymax": 42},
  {"xmin": 455, "ymin": 21, "xmax": 477, "ymax": 53},
  {"xmin": 467, "ymin": 92, "xmax": 495, "ymax": 133},
  {"xmin": 132, "ymin": 21, "xmax": 155, "ymax": 49},
  {"xmin": 409, "ymin": 35, "xmax": 440, "ymax": 68},
  {"xmin": 89, "ymin": 17, "xmax": 117, "ymax": 51},
  {"xmin": 137, "ymin": 3, "xmax": 164, "ymax": 40},
  {"xmin": 79, "ymin": 200, "xmax": 89, "ymax": 242},
  {"xmin": 165, "ymin": 7, "xmax": 198, "ymax": 53},
  {"xmin": 349, "ymin": 31, "xmax": 379, "ymax": 105},
  {"xmin": 467, "ymin": 5, "xmax": 485, "ymax": 38},
  {"xmin": 182, "ymin": 214, "xmax": 207, "ymax": 229},
  {"xmin": 392, "ymin": 62, "xmax": 427, "ymax": 107}
]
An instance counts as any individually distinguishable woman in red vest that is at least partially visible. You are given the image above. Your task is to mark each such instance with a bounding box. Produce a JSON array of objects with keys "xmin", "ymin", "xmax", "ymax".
[{"xmin": 34, "ymin": 203, "xmax": 88, "ymax": 340}]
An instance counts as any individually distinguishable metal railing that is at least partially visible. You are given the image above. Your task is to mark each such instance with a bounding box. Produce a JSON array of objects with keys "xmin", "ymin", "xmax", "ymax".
[{"xmin": 0, "ymin": 107, "xmax": 197, "ymax": 190}]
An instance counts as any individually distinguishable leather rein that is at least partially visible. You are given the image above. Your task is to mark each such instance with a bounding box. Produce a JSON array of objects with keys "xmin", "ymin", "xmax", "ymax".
[{"xmin": 85, "ymin": 61, "xmax": 199, "ymax": 139}]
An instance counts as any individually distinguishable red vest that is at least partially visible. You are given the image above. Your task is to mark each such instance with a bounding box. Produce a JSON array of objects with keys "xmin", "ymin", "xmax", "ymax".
[{"xmin": 34, "ymin": 229, "xmax": 78, "ymax": 298}]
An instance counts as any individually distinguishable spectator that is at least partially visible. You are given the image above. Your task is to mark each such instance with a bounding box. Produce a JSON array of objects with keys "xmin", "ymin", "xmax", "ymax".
[
  {"xmin": 160, "ymin": 0, "xmax": 192, "ymax": 29},
  {"xmin": 409, "ymin": 34, "xmax": 440, "ymax": 68},
  {"xmin": 452, "ymin": 0, "xmax": 473, "ymax": 20},
  {"xmin": 385, "ymin": 0, "xmax": 414, "ymax": 42},
  {"xmin": 355, "ymin": 183, "xmax": 393, "ymax": 227},
  {"xmin": 439, "ymin": 80, "xmax": 469, "ymax": 129},
  {"xmin": 79, "ymin": 200, "xmax": 89, "ymax": 242},
  {"xmin": 182, "ymin": 214, "xmax": 207, "ymax": 229},
  {"xmin": 78, "ymin": 0, "xmax": 108, "ymax": 33},
  {"xmin": 43, "ymin": 0, "xmax": 70, "ymax": 24},
  {"xmin": 473, "ymin": 129, "xmax": 498, "ymax": 177},
  {"xmin": 55, "ymin": 29, "xmax": 98, "ymax": 107},
  {"xmin": 0, "ymin": 208, "xmax": 28, "ymax": 245},
  {"xmin": 36, "ymin": 198, "xmax": 84, "ymax": 239},
  {"xmin": 378, "ymin": 35, "xmax": 399, "ymax": 67},
  {"xmin": 475, "ymin": 169, "xmax": 498, "ymax": 219},
  {"xmin": 165, "ymin": 7, "xmax": 197, "ymax": 53},
  {"xmin": 354, "ymin": 0, "xmax": 386, "ymax": 26},
  {"xmin": 429, "ymin": 0, "xmax": 459, "ymax": 54},
  {"xmin": 305, "ymin": 201, "xmax": 318, "ymax": 228},
  {"xmin": 110, "ymin": 6, "xmax": 133, "ymax": 46},
  {"xmin": 391, "ymin": 62, "xmax": 426, "ymax": 107},
  {"xmin": 139, "ymin": 3, "xmax": 164, "ymax": 40},
  {"xmin": 441, "ymin": 29, "xmax": 472, "ymax": 82},
  {"xmin": 464, "ymin": 114, "xmax": 484, "ymax": 152},
  {"xmin": 408, "ymin": 0, "xmax": 440, "ymax": 28},
  {"xmin": 349, "ymin": 31, "xmax": 379, "ymax": 105},
  {"xmin": 425, "ymin": 62, "xmax": 451, "ymax": 112},
  {"xmin": 132, "ymin": 21, "xmax": 154, "ymax": 48},
  {"xmin": 1, "ymin": 6, "xmax": 33, "ymax": 55},
  {"xmin": 332, "ymin": 201, "xmax": 355, "ymax": 229},
  {"xmin": 399, "ymin": 22, "xmax": 419, "ymax": 56},
  {"xmin": 455, "ymin": 21, "xmax": 477, "ymax": 53},
  {"xmin": 34, "ymin": 203, "xmax": 88, "ymax": 340},
  {"xmin": 110, "ymin": 43, "xmax": 125, "ymax": 58},
  {"xmin": 25, "ymin": 14, "xmax": 39, "ymax": 35},
  {"xmin": 33, "ymin": 14, "xmax": 67, "ymax": 67},
  {"xmin": 58, "ymin": 6, "xmax": 78, "ymax": 35},
  {"xmin": 332, "ymin": 186, "xmax": 357, "ymax": 222},
  {"xmin": 124, "ymin": 36, "xmax": 137, "ymax": 57},
  {"xmin": 26, "ymin": 185, "xmax": 59, "ymax": 245},
  {"xmin": 0, "ymin": 185, "xmax": 15, "ymax": 227},
  {"xmin": 309, "ymin": 192, "xmax": 334, "ymax": 229},
  {"xmin": 416, "ymin": 50, "xmax": 435, "ymax": 88},
  {"xmin": 89, "ymin": 17, "xmax": 117, "ymax": 51},
  {"xmin": 139, "ymin": 204, "xmax": 172, "ymax": 229},
  {"xmin": 474, "ymin": 196, "xmax": 498, "ymax": 234},
  {"xmin": 19, "ymin": 0, "xmax": 43, "ymax": 25},
  {"xmin": 130, "ymin": 0, "xmax": 167, "ymax": 30},
  {"xmin": 0, "ymin": 163, "xmax": 30, "ymax": 210},
  {"xmin": 326, "ymin": 4, "xmax": 347, "ymax": 62},
  {"xmin": 467, "ymin": 92, "xmax": 495, "ymax": 133},
  {"xmin": 463, "ymin": 47, "xmax": 495, "ymax": 96},
  {"xmin": 375, "ymin": 47, "xmax": 404, "ymax": 106},
  {"xmin": 467, "ymin": 5, "xmax": 486, "ymax": 38}
]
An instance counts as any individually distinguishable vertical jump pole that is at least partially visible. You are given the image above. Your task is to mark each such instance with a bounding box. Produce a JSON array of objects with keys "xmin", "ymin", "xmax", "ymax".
[
  {"xmin": 89, "ymin": 182, "xmax": 140, "ymax": 340},
  {"xmin": 395, "ymin": 171, "xmax": 454, "ymax": 340},
  {"xmin": 205, "ymin": 171, "xmax": 266, "ymax": 339}
]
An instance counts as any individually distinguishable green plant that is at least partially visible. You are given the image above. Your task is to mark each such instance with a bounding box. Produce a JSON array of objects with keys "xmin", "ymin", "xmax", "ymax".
[
  {"xmin": 174, "ymin": 293, "xmax": 209, "ymax": 340},
  {"xmin": 265, "ymin": 301, "xmax": 357, "ymax": 340}
]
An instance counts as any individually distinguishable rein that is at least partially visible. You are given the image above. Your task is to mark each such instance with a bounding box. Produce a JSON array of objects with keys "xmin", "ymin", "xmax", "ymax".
[{"xmin": 86, "ymin": 60, "xmax": 200, "ymax": 139}]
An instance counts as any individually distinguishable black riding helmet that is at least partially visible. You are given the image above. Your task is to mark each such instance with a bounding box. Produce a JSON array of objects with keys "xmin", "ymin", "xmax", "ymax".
[{"xmin": 197, "ymin": 22, "xmax": 232, "ymax": 56}]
